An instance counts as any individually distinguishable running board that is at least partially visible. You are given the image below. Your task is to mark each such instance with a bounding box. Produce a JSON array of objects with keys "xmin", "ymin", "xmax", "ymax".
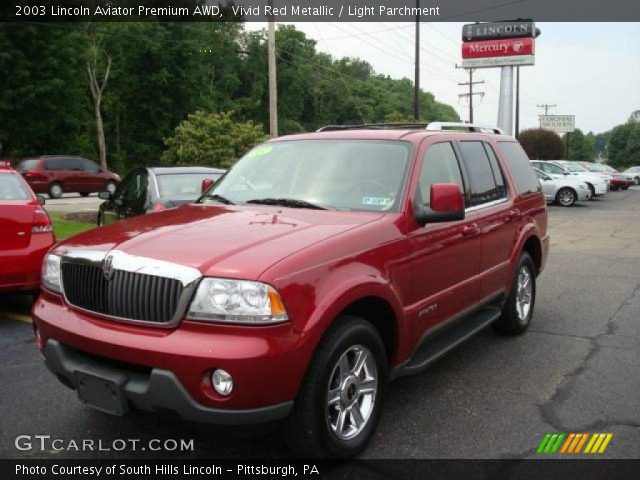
[{"xmin": 396, "ymin": 306, "xmax": 502, "ymax": 378}]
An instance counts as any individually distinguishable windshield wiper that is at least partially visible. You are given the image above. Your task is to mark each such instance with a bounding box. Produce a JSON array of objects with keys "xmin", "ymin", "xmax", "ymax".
[
  {"xmin": 246, "ymin": 198, "xmax": 327, "ymax": 210},
  {"xmin": 199, "ymin": 193, "xmax": 234, "ymax": 205}
]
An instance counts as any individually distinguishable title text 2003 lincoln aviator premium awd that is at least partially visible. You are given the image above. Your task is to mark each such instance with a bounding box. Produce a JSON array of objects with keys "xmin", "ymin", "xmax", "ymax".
[{"xmin": 34, "ymin": 122, "xmax": 548, "ymax": 458}]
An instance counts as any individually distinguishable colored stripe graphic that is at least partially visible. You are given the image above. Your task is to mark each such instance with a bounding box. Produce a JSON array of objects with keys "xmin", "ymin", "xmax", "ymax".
[
  {"xmin": 539, "ymin": 433, "xmax": 613, "ymax": 454},
  {"xmin": 537, "ymin": 433, "xmax": 565, "ymax": 453}
]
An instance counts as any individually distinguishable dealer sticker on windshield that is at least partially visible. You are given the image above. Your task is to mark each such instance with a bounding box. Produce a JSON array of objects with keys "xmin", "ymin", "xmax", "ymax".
[
  {"xmin": 247, "ymin": 145, "xmax": 273, "ymax": 157},
  {"xmin": 362, "ymin": 197, "xmax": 393, "ymax": 206}
]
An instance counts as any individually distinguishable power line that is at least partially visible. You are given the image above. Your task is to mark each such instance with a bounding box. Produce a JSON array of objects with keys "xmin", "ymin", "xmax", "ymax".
[{"xmin": 456, "ymin": 67, "xmax": 485, "ymax": 123}]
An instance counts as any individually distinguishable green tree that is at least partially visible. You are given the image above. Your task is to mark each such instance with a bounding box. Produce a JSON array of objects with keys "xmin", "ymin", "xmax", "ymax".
[
  {"xmin": 517, "ymin": 129, "xmax": 565, "ymax": 160},
  {"xmin": 161, "ymin": 111, "xmax": 268, "ymax": 168},
  {"xmin": 607, "ymin": 122, "xmax": 640, "ymax": 168},
  {"xmin": 566, "ymin": 128, "xmax": 595, "ymax": 161}
]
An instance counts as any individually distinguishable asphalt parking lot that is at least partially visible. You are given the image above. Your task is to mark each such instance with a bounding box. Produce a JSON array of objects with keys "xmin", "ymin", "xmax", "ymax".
[{"xmin": 1, "ymin": 188, "xmax": 639, "ymax": 460}]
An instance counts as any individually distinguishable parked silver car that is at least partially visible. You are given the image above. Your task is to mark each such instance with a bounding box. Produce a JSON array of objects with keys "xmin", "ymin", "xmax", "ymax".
[
  {"xmin": 531, "ymin": 160, "xmax": 608, "ymax": 198},
  {"xmin": 624, "ymin": 166, "xmax": 640, "ymax": 185},
  {"xmin": 533, "ymin": 168, "xmax": 591, "ymax": 206}
]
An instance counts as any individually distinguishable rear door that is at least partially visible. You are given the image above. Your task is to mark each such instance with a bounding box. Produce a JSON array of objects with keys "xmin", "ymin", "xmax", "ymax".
[
  {"xmin": 408, "ymin": 140, "xmax": 481, "ymax": 339},
  {"xmin": 80, "ymin": 159, "xmax": 103, "ymax": 191},
  {"xmin": 0, "ymin": 173, "xmax": 34, "ymax": 250},
  {"xmin": 457, "ymin": 140, "xmax": 517, "ymax": 300}
]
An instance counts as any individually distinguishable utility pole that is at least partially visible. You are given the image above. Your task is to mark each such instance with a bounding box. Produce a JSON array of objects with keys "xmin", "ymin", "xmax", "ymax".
[
  {"xmin": 536, "ymin": 103, "xmax": 556, "ymax": 128},
  {"xmin": 515, "ymin": 66, "xmax": 520, "ymax": 137},
  {"xmin": 267, "ymin": 8, "xmax": 278, "ymax": 137},
  {"xmin": 456, "ymin": 67, "xmax": 484, "ymax": 123},
  {"xmin": 413, "ymin": 0, "xmax": 420, "ymax": 120}
]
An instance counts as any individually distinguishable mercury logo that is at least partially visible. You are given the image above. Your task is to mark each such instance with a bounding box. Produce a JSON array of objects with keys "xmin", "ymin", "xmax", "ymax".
[
  {"xmin": 102, "ymin": 254, "xmax": 115, "ymax": 281},
  {"xmin": 513, "ymin": 41, "xmax": 525, "ymax": 53}
]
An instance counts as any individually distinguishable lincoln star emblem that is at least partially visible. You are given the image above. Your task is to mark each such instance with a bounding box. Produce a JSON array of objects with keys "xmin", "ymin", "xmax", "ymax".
[{"xmin": 102, "ymin": 254, "xmax": 115, "ymax": 281}]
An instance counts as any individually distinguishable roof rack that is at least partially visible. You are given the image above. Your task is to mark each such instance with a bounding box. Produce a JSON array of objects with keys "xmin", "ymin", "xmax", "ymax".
[
  {"xmin": 316, "ymin": 122, "xmax": 504, "ymax": 134},
  {"xmin": 317, "ymin": 123, "xmax": 430, "ymax": 132},
  {"xmin": 426, "ymin": 122, "xmax": 504, "ymax": 134}
]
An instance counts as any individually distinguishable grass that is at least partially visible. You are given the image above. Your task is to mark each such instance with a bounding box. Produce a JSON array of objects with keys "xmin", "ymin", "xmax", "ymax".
[{"xmin": 48, "ymin": 211, "xmax": 95, "ymax": 241}]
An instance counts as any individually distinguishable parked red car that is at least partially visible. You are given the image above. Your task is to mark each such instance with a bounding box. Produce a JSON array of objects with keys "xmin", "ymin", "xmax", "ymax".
[
  {"xmin": 0, "ymin": 161, "xmax": 55, "ymax": 293},
  {"xmin": 33, "ymin": 123, "xmax": 548, "ymax": 458},
  {"xmin": 576, "ymin": 161, "xmax": 630, "ymax": 190},
  {"xmin": 18, "ymin": 155, "xmax": 120, "ymax": 199}
]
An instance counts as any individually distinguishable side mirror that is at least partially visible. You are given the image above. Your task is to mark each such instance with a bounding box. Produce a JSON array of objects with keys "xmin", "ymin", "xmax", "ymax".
[
  {"xmin": 36, "ymin": 194, "xmax": 46, "ymax": 205},
  {"xmin": 98, "ymin": 191, "xmax": 112, "ymax": 200},
  {"xmin": 414, "ymin": 183, "xmax": 465, "ymax": 226},
  {"xmin": 201, "ymin": 178, "xmax": 215, "ymax": 193}
]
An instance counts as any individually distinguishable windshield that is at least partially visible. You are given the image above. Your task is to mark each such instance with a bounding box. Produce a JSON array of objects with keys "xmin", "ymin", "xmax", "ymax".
[
  {"xmin": 156, "ymin": 173, "xmax": 223, "ymax": 200},
  {"xmin": 602, "ymin": 165, "xmax": 617, "ymax": 172},
  {"xmin": 199, "ymin": 140, "xmax": 412, "ymax": 212},
  {"xmin": 0, "ymin": 174, "xmax": 30, "ymax": 200},
  {"xmin": 586, "ymin": 163, "xmax": 607, "ymax": 172},
  {"xmin": 17, "ymin": 159, "xmax": 39, "ymax": 170},
  {"xmin": 561, "ymin": 162, "xmax": 588, "ymax": 173}
]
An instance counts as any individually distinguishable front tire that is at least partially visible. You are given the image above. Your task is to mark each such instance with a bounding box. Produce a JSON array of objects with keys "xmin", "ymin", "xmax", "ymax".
[
  {"xmin": 493, "ymin": 252, "xmax": 536, "ymax": 335},
  {"xmin": 587, "ymin": 183, "xmax": 596, "ymax": 199},
  {"xmin": 48, "ymin": 182, "xmax": 63, "ymax": 199},
  {"xmin": 285, "ymin": 316, "xmax": 387, "ymax": 458},
  {"xmin": 555, "ymin": 187, "xmax": 576, "ymax": 207},
  {"xmin": 79, "ymin": 192, "xmax": 90, "ymax": 197},
  {"xmin": 635, "ymin": 176, "xmax": 640, "ymax": 185}
]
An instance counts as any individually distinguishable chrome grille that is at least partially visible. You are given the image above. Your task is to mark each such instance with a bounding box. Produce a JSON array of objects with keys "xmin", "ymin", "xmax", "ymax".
[{"xmin": 61, "ymin": 260, "xmax": 188, "ymax": 325}]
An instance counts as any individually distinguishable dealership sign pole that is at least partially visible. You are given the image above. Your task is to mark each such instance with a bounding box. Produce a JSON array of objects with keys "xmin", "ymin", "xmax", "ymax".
[{"xmin": 461, "ymin": 21, "xmax": 538, "ymax": 135}]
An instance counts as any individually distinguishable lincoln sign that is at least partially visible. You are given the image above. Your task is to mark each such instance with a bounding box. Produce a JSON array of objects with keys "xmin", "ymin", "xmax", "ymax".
[{"xmin": 461, "ymin": 21, "xmax": 536, "ymax": 69}]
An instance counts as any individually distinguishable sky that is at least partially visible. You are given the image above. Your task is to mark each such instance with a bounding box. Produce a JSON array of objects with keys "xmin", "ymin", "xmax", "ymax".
[{"xmin": 248, "ymin": 22, "xmax": 640, "ymax": 134}]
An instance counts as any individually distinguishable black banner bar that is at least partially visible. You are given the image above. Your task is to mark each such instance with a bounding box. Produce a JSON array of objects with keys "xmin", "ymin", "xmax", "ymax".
[{"xmin": 3, "ymin": 459, "xmax": 640, "ymax": 480}]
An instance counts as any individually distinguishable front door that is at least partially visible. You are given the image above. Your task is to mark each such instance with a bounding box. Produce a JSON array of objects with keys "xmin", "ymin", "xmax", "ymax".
[{"xmin": 408, "ymin": 140, "xmax": 482, "ymax": 341}]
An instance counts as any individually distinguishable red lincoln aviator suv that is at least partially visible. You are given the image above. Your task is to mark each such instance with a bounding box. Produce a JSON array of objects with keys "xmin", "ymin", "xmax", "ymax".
[{"xmin": 33, "ymin": 123, "xmax": 548, "ymax": 458}]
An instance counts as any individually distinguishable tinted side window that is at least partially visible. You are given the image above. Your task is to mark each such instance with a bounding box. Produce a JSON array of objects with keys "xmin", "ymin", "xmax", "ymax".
[
  {"xmin": 498, "ymin": 142, "xmax": 541, "ymax": 196},
  {"xmin": 483, "ymin": 143, "xmax": 507, "ymax": 199},
  {"xmin": 82, "ymin": 159, "xmax": 100, "ymax": 172},
  {"xmin": 46, "ymin": 158, "xmax": 82, "ymax": 170},
  {"xmin": 458, "ymin": 141, "xmax": 499, "ymax": 206},
  {"xmin": 417, "ymin": 142, "xmax": 464, "ymax": 207}
]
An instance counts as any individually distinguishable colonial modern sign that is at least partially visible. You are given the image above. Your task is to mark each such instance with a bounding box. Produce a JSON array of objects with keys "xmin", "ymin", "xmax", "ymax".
[
  {"xmin": 539, "ymin": 115, "xmax": 576, "ymax": 133},
  {"xmin": 462, "ymin": 37, "xmax": 534, "ymax": 59},
  {"xmin": 462, "ymin": 21, "xmax": 536, "ymax": 42}
]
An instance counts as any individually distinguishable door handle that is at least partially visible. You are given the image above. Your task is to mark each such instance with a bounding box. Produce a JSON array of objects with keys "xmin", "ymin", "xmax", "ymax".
[
  {"xmin": 508, "ymin": 208, "xmax": 521, "ymax": 219},
  {"xmin": 462, "ymin": 224, "xmax": 479, "ymax": 236}
]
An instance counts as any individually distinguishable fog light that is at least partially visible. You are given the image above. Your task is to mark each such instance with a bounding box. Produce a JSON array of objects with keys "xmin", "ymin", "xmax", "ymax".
[{"xmin": 211, "ymin": 369, "xmax": 233, "ymax": 396}]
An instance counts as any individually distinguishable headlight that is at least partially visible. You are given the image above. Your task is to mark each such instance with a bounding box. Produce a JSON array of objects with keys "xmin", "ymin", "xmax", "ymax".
[
  {"xmin": 187, "ymin": 278, "xmax": 288, "ymax": 324},
  {"xmin": 42, "ymin": 254, "xmax": 62, "ymax": 293}
]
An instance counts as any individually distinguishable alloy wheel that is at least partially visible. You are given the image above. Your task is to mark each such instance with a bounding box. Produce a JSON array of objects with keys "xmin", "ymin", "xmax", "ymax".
[
  {"xmin": 558, "ymin": 189, "xmax": 575, "ymax": 206},
  {"xmin": 326, "ymin": 345, "xmax": 377, "ymax": 441},
  {"xmin": 515, "ymin": 266, "xmax": 533, "ymax": 322}
]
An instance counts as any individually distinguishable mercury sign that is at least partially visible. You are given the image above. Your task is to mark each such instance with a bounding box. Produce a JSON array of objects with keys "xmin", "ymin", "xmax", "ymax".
[
  {"xmin": 540, "ymin": 115, "xmax": 576, "ymax": 133},
  {"xmin": 462, "ymin": 37, "xmax": 535, "ymax": 59}
]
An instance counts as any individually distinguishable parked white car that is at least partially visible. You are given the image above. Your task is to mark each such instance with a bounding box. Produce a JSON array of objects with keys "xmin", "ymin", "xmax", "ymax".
[
  {"xmin": 533, "ymin": 168, "xmax": 591, "ymax": 207},
  {"xmin": 624, "ymin": 166, "xmax": 640, "ymax": 185},
  {"xmin": 531, "ymin": 160, "xmax": 608, "ymax": 198}
]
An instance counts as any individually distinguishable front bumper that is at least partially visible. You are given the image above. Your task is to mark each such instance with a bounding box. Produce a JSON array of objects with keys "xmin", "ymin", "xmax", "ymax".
[
  {"xmin": 43, "ymin": 339, "xmax": 293, "ymax": 425},
  {"xmin": 33, "ymin": 294, "xmax": 317, "ymax": 415}
]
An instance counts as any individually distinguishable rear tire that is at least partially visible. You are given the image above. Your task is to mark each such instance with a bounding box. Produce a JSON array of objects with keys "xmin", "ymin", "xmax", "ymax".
[
  {"xmin": 555, "ymin": 187, "xmax": 576, "ymax": 207},
  {"xmin": 48, "ymin": 182, "xmax": 63, "ymax": 199},
  {"xmin": 106, "ymin": 181, "xmax": 117, "ymax": 195},
  {"xmin": 79, "ymin": 192, "xmax": 90, "ymax": 197},
  {"xmin": 493, "ymin": 252, "xmax": 536, "ymax": 336},
  {"xmin": 285, "ymin": 316, "xmax": 387, "ymax": 459}
]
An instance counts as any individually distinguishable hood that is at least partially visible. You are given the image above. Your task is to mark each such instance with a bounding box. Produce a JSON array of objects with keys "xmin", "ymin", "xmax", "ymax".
[
  {"xmin": 570, "ymin": 172, "xmax": 606, "ymax": 184},
  {"xmin": 56, "ymin": 204, "xmax": 384, "ymax": 279}
]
